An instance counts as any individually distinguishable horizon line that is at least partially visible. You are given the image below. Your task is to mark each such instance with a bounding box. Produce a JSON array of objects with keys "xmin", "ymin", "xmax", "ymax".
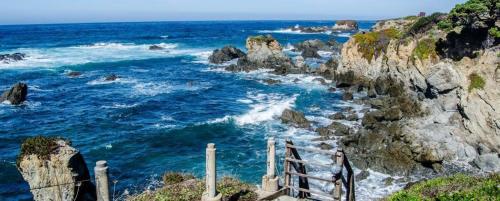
[{"xmin": 0, "ymin": 18, "xmax": 384, "ymax": 26}]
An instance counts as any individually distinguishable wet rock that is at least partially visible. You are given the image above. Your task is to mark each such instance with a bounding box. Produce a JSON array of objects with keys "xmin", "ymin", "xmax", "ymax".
[
  {"xmin": 383, "ymin": 177, "xmax": 394, "ymax": 186},
  {"xmin": 312, "ymin": 78, "xmax": 327, "ymax": 85},
  {"xmin": 301, "ymin": 48, "xmax": 321, "ymax": 58},
  {"xmin": 382, "ymin": 107, "xmax": 403, "ymax": 121},
  {"xmin": 328, "ymin": 87, "xmax": 337, "ymax": 92},
  {"xmin": 208, "ymin": 46, "xmax": 246, "ymax": 64},
  {"xmin": 262, "ymin": 79, "xmax": 281, "ymax": 85},
  {"xmin": 67, "ymin": 71, "xmax": 82, "ymax": 77},
  {"xmin": 1, "ymin": 82, "xmax": 28, "ymax": 105},
  {"xmin": 328, "ymin": 122, "xmax": 351, "ymax": 136},
  {"xmin": 0, "ymin": 53, "xmax": 26, "ymax": 63},
  {"xmin": 333, "ymin": 20, "xmax": 359, "ymax": 31},
  {"xmin": 17, "ymin": 137, "xmax": 96, "ymax": 201},
  {"xmin": 367, "ymin": 83, "xmax": 377, "ymax": 98},
  {"xmin": 280, "ymin": 109, "xmax": 311, "ymax": 128},
  {"xmin": 355, "ymin": 170, "xmax": 370, "ymax": 181},
  {"xmin": 346, "ymin": 113, "xmax": 359, "ymax": 121},
  {"xmin": 336, "ymin": 71, "xmax": 356, "ymax": 88},
  {"xmin": 342, "ymin": 92, "xmax": 354, "ymax": 101},
  {"xmin": 369, "ymin": 99, "xmax": 385, "ymax": 109},
  {"xmin": 329, "ymin": 112, "xmax": 345, "ymax": 120},
  {"xmin": 149, "ymin": 45, "xmax": 164, "ymax": 50},
  {"xmin": 105, "ymin": 74, "xmax": 119, "ymax": 81},
  {"xmin": 374, "ymin": 76, "xmax": 389, "ymax": 95},
  {"xmin": 320, "ymin": 142, "xmax": 333, "ymax": 150},
  {"xmin": 316, "ymin": 127, "xmax": 334, "ymax": 137}
]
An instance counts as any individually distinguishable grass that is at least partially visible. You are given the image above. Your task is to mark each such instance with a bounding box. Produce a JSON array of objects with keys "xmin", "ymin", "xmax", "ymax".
[
  {"xmin": 468, "ymin": 73, "xmax": 486, "ymax": 92},
  {"xmin": 248, "ymin": 35, "xmax": 276, "ymax": 44},
  {"xmin": 16, "ymin": 136, "xmax": 65, "ymax": 168},
  {"xmin": 412, "ymin": 38, "xmax": 438, "ymax": 61},
  {"xmin": 353, "ymin": 28, "xmax": 401, "ymax": 63},
  {"xmin": 387, "ymin": 173, "xmax": 499, "ymax": 201},
  {"xmin": 128, "ymin": 175, "xmax": 258, "ymax": 201}
]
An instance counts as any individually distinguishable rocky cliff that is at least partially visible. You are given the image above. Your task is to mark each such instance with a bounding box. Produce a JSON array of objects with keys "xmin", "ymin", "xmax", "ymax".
[
  {"xmin": 337, "ymin": 2, "xmax": 500, "ymax": 174},
  {"xmin": 17, "ymin": 136, "xmax": 96, "ymax": 201}
]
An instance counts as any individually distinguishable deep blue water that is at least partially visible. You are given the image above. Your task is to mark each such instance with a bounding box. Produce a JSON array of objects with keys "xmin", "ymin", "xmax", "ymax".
[{"xmin": 0, "ymin": 21, "xmax": 375, "ymax": 200}]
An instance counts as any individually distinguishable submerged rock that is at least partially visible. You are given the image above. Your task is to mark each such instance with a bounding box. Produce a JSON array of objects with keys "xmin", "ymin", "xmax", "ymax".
[
  {"xmin": 67, "ymin": 71, "xmax": 82, "ymax": 77},
  {"xmin": 280, "ymin": 109, "xmax": 311, "ymax": 128},
  {"xmin": 105, "ymin": 74, "xmax": 119, "ymax": 81},
  {"xmin": 0, "ymin": 53, "xmax": 26, "ymax": 63},
  {"xmin": 1, "ymin": 82, "xmax": 28, "ymax": 105},
  {"xmin": 208, "ymin": 46, "xmax": 246, "ymax": 64},
  {"xmin": 149, "ymin": 45, "xmax": 164, "ymax": 50},
  {"xmin": 17, "ymin": 136, "xmax": 96, "ymax": 201},
  {"xmin": 262, "ymin": 79, "xmax": 281, "ymax": 85}
]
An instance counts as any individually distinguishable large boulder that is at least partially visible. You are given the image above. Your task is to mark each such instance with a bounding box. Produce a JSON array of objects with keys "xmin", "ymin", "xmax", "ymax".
[
  {"xmin": 0, "ymin": 53, "xmax": 26, "ymax": 63},
  {"xmin": 245, "ymin": 35, "xmax": 293, "ymax": 69},
  {"xmin": 280, "ymin": 109, "xmax": 311, "ymax": 128},
  {"xmin": 208, "ymin": 46, "xmax": 246, "ymax": 64},
  {"xmin": 425, "ymin": 63, "xmax": 460, "ymax": 94},
  {"xmin": 1, "ymin": 82, "xmax": 28, "ymax": 105},
  {"xmin": 17, "ymin": 136, "xmax": 96, "ymax": 201}
]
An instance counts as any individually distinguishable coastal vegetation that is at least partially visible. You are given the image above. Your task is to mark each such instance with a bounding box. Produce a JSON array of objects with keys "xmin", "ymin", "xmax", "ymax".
[
  {"xmin": 407, "ymin": 12, "xmax": 447, "ymax": 36},
  {"xmin": 468, "ymin": 73, "xmax": 486, "ymax": 92},
  {"xmin": 128, "ymin": 174, "xmax": 257, "ymax": 201},
  {"xmin": 412, "ymin": 38, "xmax": 438, "ymax": 61},
  {"xmin": 16, "ymin": 136, "xmax": 64, "ymax": 168},
  {"xmin": 352, "ymin": 28, "xmax": 400, "ymax": 63},
  {"xmin": 387, "ymin": 173, "xmax": 500, "ymax": 201}
]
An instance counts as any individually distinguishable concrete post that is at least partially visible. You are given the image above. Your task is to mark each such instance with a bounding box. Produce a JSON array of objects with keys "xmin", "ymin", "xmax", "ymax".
[
  {"xmin": 202, "ymin": 143, "xmax": 221, "ymax": 201},
  {"xmin": 94, "ymin": 160, "xmax": 110, "ymax": 201},
  {"xmin": 261, "ymin": 138, "xmax": 279, "ymax": 193}
]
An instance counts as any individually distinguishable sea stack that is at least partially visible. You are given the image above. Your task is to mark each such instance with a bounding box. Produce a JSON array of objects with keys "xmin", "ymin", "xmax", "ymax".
[
  {"xmin": 1, "ymin": 82, "xmax": 28, "ymax": 105},
  {"xmin": 17, "ymin": 136, "xmax": 96, "ymax": 201}
]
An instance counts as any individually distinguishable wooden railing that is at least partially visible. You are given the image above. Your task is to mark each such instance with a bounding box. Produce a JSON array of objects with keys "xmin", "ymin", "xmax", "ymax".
[{"xmin": 283, "ymin": 140, "xmax": 355, "ymax": 201}]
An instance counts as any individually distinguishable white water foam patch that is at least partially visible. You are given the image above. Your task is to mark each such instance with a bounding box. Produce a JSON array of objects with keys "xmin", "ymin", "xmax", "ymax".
[
  {"xmin": 258, "ymin": 29, "xmax": 332, "ymax": 35},
  {"xmin": 235, "ymin": 92, "xmax": 297, "ymax": 125},
  {"xmin": 0, "ymin": 42, "xmax": 209, "ymax": 69}
]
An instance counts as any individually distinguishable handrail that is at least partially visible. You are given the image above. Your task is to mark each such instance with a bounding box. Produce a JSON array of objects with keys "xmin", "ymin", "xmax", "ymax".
[{"xmin": 283, "ymin": 140, "xmax": 355, "ymax": 201}]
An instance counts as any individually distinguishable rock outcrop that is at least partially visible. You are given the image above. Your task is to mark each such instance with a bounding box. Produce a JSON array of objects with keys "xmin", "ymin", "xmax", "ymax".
[
  {"xmin": 208, "ymin": 46, "xmax": 246, "ymax": 64},
  {"xmin": 0, "ymin": 53, "xmax": 26, "ymax": 63},
  {"xmin": 337, "ymin": 10, "xmax": 500, "ymax": 174},
  {"xmin": 333, "ymin": 20, "xmax": 359, "ymax": 31},
  {"xmin": 17, "ymin": 136, "xmax": 96, "ymax": 201},
  {"xmin": 280, "ymin": 109, "xmax": 311, "ymax": 128},
  {"xmin": 1, "ymin": 82, "xmax": 28, "ymax": 105},
  {"xmin": 149, "ymin": 45, "xmax": 164, "ymax": 50}
]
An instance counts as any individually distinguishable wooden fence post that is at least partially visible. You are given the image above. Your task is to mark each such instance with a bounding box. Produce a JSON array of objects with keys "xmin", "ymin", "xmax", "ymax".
[
  {"xmin": 95, "ymin": 160, "xmax": 110, "ymax": 201},
  {"xmin": 202, "ymin": 143, "xmax": 222, "ymax": 201},
  {"xmin": 333, "ymin": 149, "xmax": 344, "ymax": 201},
  {"xmin": 262, "ymin": 137, "xmax": 279, "ymax": 193}
]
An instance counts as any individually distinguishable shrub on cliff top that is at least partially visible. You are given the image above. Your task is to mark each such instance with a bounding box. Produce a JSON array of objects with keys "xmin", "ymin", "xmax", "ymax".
[
  {"xmin": 387, "ymin": 173, "xmax": 500, "ymax": 201},
  {"xmin": 412, "ymin": 38, "xmax": 438, "ymax": 62},
  {"xmin": 448, "ymin": 0, "xmax": 498, "ymax": 29},
  {"xmin": 353, "ymin": 28, "xmax": 400, "ymax": 63},
  {"xmin": 468, "ymin": 73, "xmax": 486, "ymax": 92},
  {"xmin": 162, "ymin": 172, "xmax": 195, "ymax": 185},
  {"xmin": 16, "ymin": 136, "xmax": 66, "ymax": 167},
  {"xmin": 407, "ymin": 12, "xmax": 447, "ymax": 35},
  {"xmin": 248, "ymin": 35, "xmax": 276, "ymax": 44},
  {"xmin": 128, "ymin": 176, "xmax": 257, "ymax": 201}
]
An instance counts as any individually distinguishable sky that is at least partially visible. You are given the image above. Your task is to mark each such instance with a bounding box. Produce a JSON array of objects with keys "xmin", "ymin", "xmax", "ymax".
[{"xmin": 0, "ymin": 0, "xmax": 467, "ymax": 25}]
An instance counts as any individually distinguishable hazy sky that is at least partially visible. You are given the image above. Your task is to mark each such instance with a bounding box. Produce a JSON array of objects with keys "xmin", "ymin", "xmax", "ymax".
[{"xmin": 1, "ymin": 0, "xmax": 467, "ymax": 25}]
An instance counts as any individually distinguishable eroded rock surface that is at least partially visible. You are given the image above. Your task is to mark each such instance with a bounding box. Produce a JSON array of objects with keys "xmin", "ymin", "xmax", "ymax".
[{"xmin": 1, "ymin": 82, "xmax": 28, "ymax": 105}]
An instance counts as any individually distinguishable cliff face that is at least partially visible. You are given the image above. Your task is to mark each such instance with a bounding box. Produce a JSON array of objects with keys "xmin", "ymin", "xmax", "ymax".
[
  {"xmin": 338, "ymin": 17, "xmax": 500, "ymax": 172},
  {"xmin": 17, "ymin": 137, "xmax": 96, "ymax": 201}
]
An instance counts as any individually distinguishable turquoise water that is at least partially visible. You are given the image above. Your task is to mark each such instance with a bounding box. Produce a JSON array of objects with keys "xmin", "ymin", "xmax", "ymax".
[{"xmin": 0, "ymin": 21, "xmax": 376, "ymax": 200}]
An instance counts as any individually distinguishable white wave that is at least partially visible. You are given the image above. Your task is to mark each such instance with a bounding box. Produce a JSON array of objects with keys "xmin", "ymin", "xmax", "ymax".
[
  {"xmin": 333, "ymin": 32, "xmax": 352, "ymax": 37},
  {"xmin": 258, "ymin": 29, "xmax": 331, "ymax": 35},
  {"xmin": 132, "ymin": 82, "xmax": 172, "ymax": 96},
  {"xmin": 160, "ymin": 35, "xmax": 169, "ymax": 39},
  {"xmin": 101, "ymin": 103, "xmax": 139, "ymax": 109},
  {"xmin": 87, "ymin": 76, "xmax": 137, "ymax": 85},
  {"xmin": 0, "ymin": 42, "xmax": 209, "ymax": 69},
  {"xmin": 29, "ymin": 85, "xmax": 53, "ymax": 92},
  {"xmin": 234, "ymin": 93, "xmax": 297, "ymax": 125},
  {"xmin": 190, "ymin": 50, "xmax": 212, "ymax": 64}
]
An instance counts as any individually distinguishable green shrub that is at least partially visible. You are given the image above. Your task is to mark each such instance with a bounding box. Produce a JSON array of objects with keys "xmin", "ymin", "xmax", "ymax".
[
  {"xmin": 437, "ymin": 19, "xmax": 453, "ymax": 31},
  {"xmin": 407, "ymin": 12, "xmax": 447, "ymax": 35},
  {"xmin": 162, "ymin": 172, "xmax": 195, "ymax": 185},
  {"xmin": 404, "ymin": 15, "xmax": 419, "ymax": 20},
  {"xmin": 469, "ymin": 73, "xmax": 486, "ymax": 92},
  {"xmin": 16, "ymin": 136, "xmax": 65, "ymax": 168},
  {"xmin": 448, "ymin": 0, "xmax": 496, "ymax": 28},
  {"xmin": 128, "ymin": 176, "xmax": 257, "ymax": 201},
  {"xmin": 248, "ymin": 35, "xmax": 275, "ymax": 44},
  {"xmin": 353, "ymin": 28, "xmax": 401, "ymax": 63},
  {"xmin": 387, "ymin": 173, "xmax": 500, "ymax": 201},
  {"xmin": 412, "ymin": 38, "xmax": 438, "ymax": 61},
  {"xmin": 488, "ymin": 27, "xmax": 500, "ymax": 38}
]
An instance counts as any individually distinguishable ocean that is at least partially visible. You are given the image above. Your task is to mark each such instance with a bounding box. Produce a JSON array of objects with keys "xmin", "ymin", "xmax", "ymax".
[{"xmin": 0, "ymin": 21, "xmax": 402, "ymax": 200}]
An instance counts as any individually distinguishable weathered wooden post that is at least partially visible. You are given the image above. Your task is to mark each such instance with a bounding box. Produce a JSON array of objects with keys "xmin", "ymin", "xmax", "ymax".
[
  {"xmin": 333, "ymin": 148, "xmax": 344, "ymax": 201},
  {"xmin": 95, "ymin": 160, "xmax": 110, "ymax": 201},
  {"xmin": 202, "ymin": 143, "xmax": 222, "ymax": 201},
  {"xmin": 262, "ymin": 137, "xmax": 279, "ymax": 193}
]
